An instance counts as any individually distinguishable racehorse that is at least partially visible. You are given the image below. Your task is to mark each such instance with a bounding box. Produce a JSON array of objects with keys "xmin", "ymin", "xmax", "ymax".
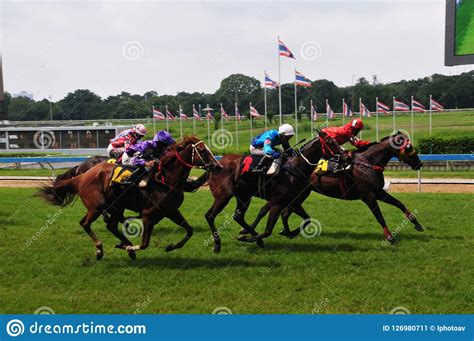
[
  {"xmin": 38, "ymin": 136, "xmax": 222, "ymax": 260},
  {"xmin": 248, "ymin": 131, "xmax": 424, "ymax": 244},
  {"xmin": 54, "ymin": 156, "xmax": 108, "ymax": 182},
  {"xmin": 187, "ymin": 131, "xmax": 340, "ymax": 253}
]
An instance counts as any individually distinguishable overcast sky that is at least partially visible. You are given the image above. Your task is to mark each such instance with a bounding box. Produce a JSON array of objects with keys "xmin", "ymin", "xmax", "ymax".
[{"xmin": 2, "ymin": 0, "xmax": 473, "ymax": 100}]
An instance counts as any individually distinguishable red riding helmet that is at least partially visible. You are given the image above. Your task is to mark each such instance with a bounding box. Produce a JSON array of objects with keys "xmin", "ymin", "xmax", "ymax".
[{"xmin": 350, "ymin": 118, "xmax": 364, "ymax": 131}]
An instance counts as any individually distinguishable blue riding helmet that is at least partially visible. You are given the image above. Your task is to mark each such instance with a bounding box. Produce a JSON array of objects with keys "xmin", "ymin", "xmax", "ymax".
[{"xmin": 153, "ymin": 131, "xmax": 175, "ymax": 145}]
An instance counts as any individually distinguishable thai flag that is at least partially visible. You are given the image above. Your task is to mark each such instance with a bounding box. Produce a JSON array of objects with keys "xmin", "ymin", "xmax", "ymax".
[
  {"xmin": 311, "ymin": 105, "xmax": 317, "ymax": 122},
  {"xmin": 412, "ymin": 99, "xmax": 426, "ymax": 112},
  {"xmin": 394, "ymin": 99, "xmax": 410, "ymax": 111},
  {"xmin": 250, "ymin": 106, "xmax": 261, "ymax": 118},
  {"xmin": 235, "ymin": 106, "xmax": 244, "ymax": 121},
  {"xmin": 193, "ymin": 108, "xmax": 201, "ymax": 120},
  {"xmin": 206, "ymin": 112, "xmax": 214, "ymax": 121},
  {"xmin": 326, "ymin": 103, "xmax": 334, "ymax": 119},
  {"xmin": 179, "ymin": 109, "xmax": 188, "ymax": 120},
  {"xmin": 430, "ymin": 98, "xmax": 444, "ymax": 112},
  {"xmin": 153, "ymin": 109, "xmax": 166, "ymax": 120},
  {"xmin": 360, "ymin": 102, "xmax": 371, "ymax": 117},
  {"xmin": 166, "ymin": 109, "xmax": 176, "ymax": 120},
  {"xmin": 377, "ymin": 101, "xmax": 390, "ymax": 114},
  {"xmin": 343, "ymin": 101, "xmax": 353, "ymax": 117},
  {"xmin": 221, "ymin": 106, "xmax": 229, "ymax": 121},
  {"xmin": 278, "ymin": 39, "xmax": 295, "ymax": 59},
  {"xmin": 295, "ymin": 70, "xmax": 311, "ymax": 87},
  {"xmin": 264, "ymin": 72, "xmax": 278, "ymax": 89}
]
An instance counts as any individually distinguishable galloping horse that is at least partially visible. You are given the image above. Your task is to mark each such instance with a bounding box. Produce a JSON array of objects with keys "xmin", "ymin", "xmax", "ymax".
[
  {"xmin": 187, "ymin": 132, "xmax": 340, "ymax": 253},
  {"xmin": 39, "ymin": 136, "xmax": 222, "ymax": 260},
  {"xmin": 54, "ymin": 156, "xmax": 108, "ymax": 182},
  {"xmin": 250, "ymin": 131, "xmax": 424, "ymax": 243}
]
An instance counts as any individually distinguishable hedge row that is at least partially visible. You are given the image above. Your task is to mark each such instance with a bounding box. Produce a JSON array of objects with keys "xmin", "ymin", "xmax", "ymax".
[{"xmin": 417, "ymin": 136, "xmax": 474, "ymax": 154}]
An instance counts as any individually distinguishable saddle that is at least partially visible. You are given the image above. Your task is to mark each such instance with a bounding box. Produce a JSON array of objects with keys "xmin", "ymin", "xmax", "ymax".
[
  {"xmin": 315, "ymin": 153, "xmax": 352, "ymax": 176},
  {"xmin": 110, "ymin": 164, "xmax": 145, "ymax": 186},
  {"xmin": 240, "ymin": 154, "xmax": 272, "ymax": 175}
]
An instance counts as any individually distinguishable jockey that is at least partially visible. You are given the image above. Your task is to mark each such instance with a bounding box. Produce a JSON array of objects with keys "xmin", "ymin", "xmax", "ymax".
[
  {"xmin": 250, "ymin": 123, "xmax": 295, "ymax": 175},
  {"xmin": 107, "ymin": 124, "xmax": 148, "ymax": 158},
  {"xmin": 121, "ymin": 130, "xmax": 175, "ymax": 186}
]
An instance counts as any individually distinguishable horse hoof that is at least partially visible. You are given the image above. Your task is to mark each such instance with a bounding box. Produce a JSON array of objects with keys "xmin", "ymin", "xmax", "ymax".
[
  {"xmin": 128, "ymin": 250, "xmax": 136, "ymax": 260},
  {"xmin": 96, "ymin": 251, "xmax": 103, "ymax": 260},
  {"xmin": 256, "ymin": 239, "xmax": 264, "ymax": 248},
  {"xmin": 236, "ymin": 235, "xmax": 247, "ymax": 242},
  {"xmin": 387, "ymin": 236, "xmax": 398, "ymax": 245},
  {"xmin": 165, "ymin": 244, "xmax": 174, "ymax": 252},
  {"xmin": 279, "ymin": 230, "xmax": 290, "ymax": 236},
  {"xmin": 239, "ymin": 228, "xmax": 248, "ymax": 235},
  {"xmin": 115, "ymin": 242, "xmax": 125, "ymax": 249},
  {"xmin": 213, "ymin": 245, "xmax": 221, "ymax": 254},
  {"xmin": 415, "ymin": 225, "xmax": 424, "ymax": 232}
]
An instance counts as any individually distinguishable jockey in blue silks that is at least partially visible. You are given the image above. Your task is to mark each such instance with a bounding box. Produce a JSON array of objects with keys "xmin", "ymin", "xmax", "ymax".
[{"xmin": 249, "ymin": 124, "xmax": 295, "ymax": 175}]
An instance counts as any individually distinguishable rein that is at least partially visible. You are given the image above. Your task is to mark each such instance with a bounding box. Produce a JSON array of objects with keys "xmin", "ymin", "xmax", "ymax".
[{"xmin": 354, "ymin": 159, "xmax": 384, "ymax": 172}]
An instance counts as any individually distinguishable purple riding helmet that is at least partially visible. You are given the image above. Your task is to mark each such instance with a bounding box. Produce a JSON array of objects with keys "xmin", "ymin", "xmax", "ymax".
[{"xmin": 153, "ymin": 130, "xmax": 175, "ymax": 146}]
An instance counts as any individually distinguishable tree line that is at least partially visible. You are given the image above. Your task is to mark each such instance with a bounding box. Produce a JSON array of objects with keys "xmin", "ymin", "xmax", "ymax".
[{"xmin": 4, "ymin": 71, "xmax": 474, "ymax": 122}]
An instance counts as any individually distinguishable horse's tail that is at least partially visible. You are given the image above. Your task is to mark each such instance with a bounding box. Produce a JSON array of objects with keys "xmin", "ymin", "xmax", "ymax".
[
  {"xmin": 37, "ymin": 176, "xmax": 80, "ymax": 207},
  {"xmin": 183, "ymin": 171, "xmax": 209, "ymax": 192},
  {"xmin": 54, "ymin": 165, "xmax": 78, "ymax": 183}
]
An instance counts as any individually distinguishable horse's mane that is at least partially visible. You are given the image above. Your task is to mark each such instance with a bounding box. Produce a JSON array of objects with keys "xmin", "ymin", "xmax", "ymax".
[
  {"xmin": 159, "ymin": 135, "xmax": 200, "ymax": 166},
  {"xmin": 352, "ymin": 135, "xmax": 392, "ymax": 154}
]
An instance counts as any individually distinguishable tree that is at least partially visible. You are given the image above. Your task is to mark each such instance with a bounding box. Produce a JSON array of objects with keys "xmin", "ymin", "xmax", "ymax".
[{"xmin": 215, "ymin": 74, "xmax": 261, "ymax": 112}]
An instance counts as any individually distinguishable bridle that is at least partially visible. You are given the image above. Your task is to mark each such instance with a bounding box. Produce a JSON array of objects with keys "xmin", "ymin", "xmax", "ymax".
[
  {"xmin": 174, "ymin": 140, "xmax": 222, "ymax": 170},
  {"xmin": 296, "ymin": 134, "xmax": 333, "ymax": 166}
]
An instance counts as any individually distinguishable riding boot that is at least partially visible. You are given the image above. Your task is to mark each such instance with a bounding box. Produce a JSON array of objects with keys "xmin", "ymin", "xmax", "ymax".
[{"xmin": 267, "ymin": 158, "xmax": 281, "ymax": 175}]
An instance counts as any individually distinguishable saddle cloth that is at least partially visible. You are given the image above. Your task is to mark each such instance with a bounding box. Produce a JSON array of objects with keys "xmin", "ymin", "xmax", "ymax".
[
  {"xmin": 240, "ymin": 154, "xmax": 270, "ymax": 175},
  {"xmin": 110, "ymin": 164, "xmax": 135, "ymax": 185}
]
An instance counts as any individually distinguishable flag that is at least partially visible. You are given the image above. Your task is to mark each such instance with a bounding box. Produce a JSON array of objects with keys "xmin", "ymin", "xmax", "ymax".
[
  {"xmin": 394, "ymin": 99, "xmax": 410, "ymax": 111},
  {"xmin": 166, "ymin": 109, "xmax": 176, "ymax": 120},
  {"xmin": 264, "ymin": 72, "xmax": 279, "ymax": 89},
  {"xmin": 311, "ymin": 105, "xmax": 317, "ymax": 121},
  {"xmin": 250, "ymin": 106, "xmax": 261, "ymax": 118},
  {"xmin": 278, "ymin": 39, "xmax": 295, "ymax": 59},
  {"xmin": 235, "ymin": 106, "xmax": 244, "ymax": 121},
  {"xmin": 343, "ymin": 101, "xmax": 353, "ymax": 117},
  {"xmin": 430, "ymin": 98, "xmax": 444, "ymax": 112},
  {"xmin": 220, "ymin": 106, "xmax": 229, "ymax": 121},
  {"xmin": 295, "ymin": 70, "xmax": 311, "ymax": 87},
  {"xmin": 206, "ymin": 111, "xmax": 214, "ymax": 120},
  {"xmin": 360, "ymin": 102, "xmax": 371, "ymax": 117},
  {"xmin": 179, "ymin": 108, "xmax": 188, "ymax": 120},
  {"xmin": 377, "ymin": 101, "xmax": 390, "ymax": 114},
  {"xmin": 412, "ymin": 99, "xmax": 426, "ymax": 112},
  {"xmin": 326, "ymin": 103, "xmax": 334, "ymax": 119},
  {"xmin": 153, "ymin": 109, "xmax": 166, "ymax": 120},
  {"xmin": 193, "ymin": 107, "xmax": 201, "ymax": 120}
]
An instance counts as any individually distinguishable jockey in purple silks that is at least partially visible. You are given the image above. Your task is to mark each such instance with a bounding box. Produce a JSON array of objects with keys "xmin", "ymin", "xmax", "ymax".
[{"xmin": 122, "ymin": 130, "xmax": 175, "ymax": 169}]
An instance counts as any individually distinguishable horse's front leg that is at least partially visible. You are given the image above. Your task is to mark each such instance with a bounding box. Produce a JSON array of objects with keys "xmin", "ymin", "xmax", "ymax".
[
  {"xmin": 164, "ymin": 209, "xmax": 193, "ymax": 252},
  {"xmin": 285, "ymin": 202, "xmax": 312, "ymax": 239},
  {"xmin": 126, "ymin": 212, "xmax": 163, "ymax": 251},
  {"xmin": 243, "ymin": 201, "xmax": 271, "ymax": 234},
  {"xmin": 242, "ymin": 203, "xmax": 283, "ymax": 243},
  {"xmin": 376, "ymin": 190, "xmax": 424, "ymax": 231},
  {"xmin": 361, "ymin": 192, "xmax": 396, "ymax": 244}
]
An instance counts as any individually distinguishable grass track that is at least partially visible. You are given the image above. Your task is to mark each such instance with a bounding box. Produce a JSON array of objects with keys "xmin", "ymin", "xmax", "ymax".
[{"xmin": 0, "ymin": 188, "xmax": 473, "ymax": 314}]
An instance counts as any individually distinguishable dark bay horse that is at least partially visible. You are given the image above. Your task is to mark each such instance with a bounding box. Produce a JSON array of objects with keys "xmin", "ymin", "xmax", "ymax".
[
  {"xmin": 54, "ymin": 156, "xmax": 108, "ymax": 182},
  {"xmin": 249, "ymin": 131, "xmax": 424, "ymax": 244},
  {"xmin": 39, "ymin": 136, "xmax": 222, "ymax": 260},
  {"xmin": 187, "ymin": 132, "xmax": 339, "ymax": 253}
]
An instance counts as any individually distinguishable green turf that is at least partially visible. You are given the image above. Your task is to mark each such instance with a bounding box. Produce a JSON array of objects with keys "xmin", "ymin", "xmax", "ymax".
[
  {"xmin": 455, "ymin": 0, "xmax": 474, "ymax": 55},
  {"xmin": 0, "ymin": 188, "xmax": 472, "ymax": 314}
]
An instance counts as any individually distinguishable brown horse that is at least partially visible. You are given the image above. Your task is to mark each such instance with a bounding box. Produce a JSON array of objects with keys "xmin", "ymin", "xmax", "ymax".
[
  {"xmin": 249, "ymin": 131, "xmax": 424, "ymax": 243},
  {"xmin": 38, "ymin": 136, "xmax": 222, "ymax": 260},
  {"xmin": 54, "ymin": 156, "xmax": 109, "ymax": 182},
  {"xmin": 186, "ymin": 132, "xmax": 340, "ymax": 253}
]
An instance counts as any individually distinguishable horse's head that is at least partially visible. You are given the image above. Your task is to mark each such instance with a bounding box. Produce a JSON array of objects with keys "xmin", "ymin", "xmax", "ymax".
[
  {"xmin": 387, "ymin": 131, "xmax": 422, "ymax": 170},
  {"xmin": 176, "ymin": 136, "xmax": 223, "ymax": 173}
]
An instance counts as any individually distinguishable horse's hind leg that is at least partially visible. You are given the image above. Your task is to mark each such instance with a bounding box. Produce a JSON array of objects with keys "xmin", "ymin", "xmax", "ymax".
[
  {"xmin": 244, "ymin": 202, "xmax": 271, "ymax": 234},
  {"xmin": 376, "ymin": 190, "xmax": 424, "ymax": 232},
  {"xmin": 165, "ymin": 209, "xmax": 193, "ymax": 252},
  {"xmin": 79, "ymin": 209, "xmax": 104, "ymax": 260},
  {"xmin": 286, "ymin": 203, "xmax": 312, "ymax": 239},
  {"xmin": 105, "ymin": 212, "xmax": 137, "ymax": 259},
  {"xmin": 361, "ymin": 192, "xmax": 396, "ymax": 244},
  {"xmin": 234, "ymin": 196, "xmax": 264, "ymax": 248},
  {"xmin": 205, "ymin": 196, "xmax": 232, "ymax": 254}
]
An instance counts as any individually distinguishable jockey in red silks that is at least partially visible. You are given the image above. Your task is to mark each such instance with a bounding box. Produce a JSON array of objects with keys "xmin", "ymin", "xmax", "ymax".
[{"xmin": 107, "ymin": 124, "xmax": 147, "ymax": 158}]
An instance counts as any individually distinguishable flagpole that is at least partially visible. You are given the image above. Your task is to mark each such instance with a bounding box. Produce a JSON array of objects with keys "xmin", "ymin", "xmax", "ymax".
[
  {"xmin": 342, "ymin": 98, "xmax": 345, "ymax": 125},
  {"xmin": 152, "ymin": 105, "xmax": 156, "ymax": 135},
  {"xmin": 235, "ymin": 102, "xmax": 239, "ymax": 150},
  {"xmin": 165, "ymin": 105, "xmax": 169, "ymax": 132},
  {"xmin": 375, "ymin": 97, "xmax": 379, "ymax": 141},
  {"xmin": 310, "ymin": 99, "xmax": 314, "ymax": 136},
  {"xmin": 179, "ymin": 105, "xmax": 183, "ymax": 140},
  {"xmin": 325, "ymin": 99, "xmax": 329, "ymax": 127},
  {"xmin": 294, "ymin": 76, "xmax": 298, "ymax": 142},
  {"xmin": 206, "ymin": 103, "xmax": 211, "ymax": 146},
  {"xmin": 264, "ymin": 71, "xmax": 268, "ymax": 130},
  {"xmin": 429, "ymin": 94, "xmax": 432, "ymax": 135},
  {"xmin": 249, "ymin": 102, "xmax": 253, "ymax": 142},
  {"xmin": 193, "ymin": 104, "xmax": 196, "ymax": 136},
  {"xmin": 411, "ymin": 96, "xmax": 414, "ymax": 140},
  {"xmin": 278, "ymin": 36, "xmax": 282, "ymax": 125},
  {"xmin": 359, "ymin": 98, "xmax": 362, "ymax": 140},
  {"xmin": 392, "ymin": 96, "xmax": 396, "ymax": 131},
  {"xmin": 220, "ymin": 103, "xmax": 224, "ymax": 146}
]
